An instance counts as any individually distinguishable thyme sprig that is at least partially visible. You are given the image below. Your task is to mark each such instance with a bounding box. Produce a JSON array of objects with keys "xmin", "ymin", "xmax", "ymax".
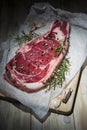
[
  {"xmin": 44, "ymin": 57, "xmax": 70, "ymax": 90},
  {"xmin": 15, "ymin": 31, "xmax": 40, "ymax": 46}
]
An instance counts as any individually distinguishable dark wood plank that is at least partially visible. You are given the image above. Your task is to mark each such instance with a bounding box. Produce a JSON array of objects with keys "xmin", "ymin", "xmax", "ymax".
[
  {"xmin": 0, "ymin": 101, "xmax": 31, "ymax": 130},
  {"xmin": 31, "ymin": 115, "xmax": 42, "ymax": 130}
]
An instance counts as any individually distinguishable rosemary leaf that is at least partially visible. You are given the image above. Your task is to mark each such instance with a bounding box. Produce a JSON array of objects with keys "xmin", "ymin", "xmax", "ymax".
[{"xmin": 15, "ymin": 31, "xmax": 40, "ymax": 46}]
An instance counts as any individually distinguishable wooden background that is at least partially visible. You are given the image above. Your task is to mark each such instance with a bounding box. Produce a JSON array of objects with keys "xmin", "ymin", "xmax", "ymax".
[{"xmin": 0, "ymin": 0, "xmax": 87, "ymax": 130}]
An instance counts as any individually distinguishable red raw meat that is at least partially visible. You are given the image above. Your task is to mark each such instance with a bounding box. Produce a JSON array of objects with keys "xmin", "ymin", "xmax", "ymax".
[{"xmin": 4, "ymin": 20, "xmax": 70, "ymax": 92}]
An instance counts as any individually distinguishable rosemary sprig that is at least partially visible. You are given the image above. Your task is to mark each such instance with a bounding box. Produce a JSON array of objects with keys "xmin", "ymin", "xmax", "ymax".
[
  {"xmin": 44, "ymin": 57, "xmax": 71, "ymax": 90},
  {"xmin": 54, "ymin": 44, "xmax": 66, "ymax": 56},
  {"xmin": 15, "ymin": 31, "xmax": 40, "ymax": 46}
]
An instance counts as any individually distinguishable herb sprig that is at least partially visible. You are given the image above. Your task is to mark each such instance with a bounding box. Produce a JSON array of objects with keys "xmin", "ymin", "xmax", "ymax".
[
  {"xmin": 15, "ymin": 31, "xmax": 40, "ymax": 46},
  {"xmin": 44, "ymin": 57, "xmax": 70, "ymax": 90},
  {"xmin": 54, "ymin": 44, "xmax": 66, "ymax": 56}
]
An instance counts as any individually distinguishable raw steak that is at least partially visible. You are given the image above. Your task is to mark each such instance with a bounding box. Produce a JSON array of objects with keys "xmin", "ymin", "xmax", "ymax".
[{"xmin": 4, "ymin": 20, "xmax": 70, "ymax": 92}]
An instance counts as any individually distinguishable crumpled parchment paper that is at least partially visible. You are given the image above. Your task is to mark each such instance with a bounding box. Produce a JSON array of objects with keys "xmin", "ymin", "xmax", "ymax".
[{"xmin": 0, "ymin": 2, "xmax": 87, "ymax": 119}]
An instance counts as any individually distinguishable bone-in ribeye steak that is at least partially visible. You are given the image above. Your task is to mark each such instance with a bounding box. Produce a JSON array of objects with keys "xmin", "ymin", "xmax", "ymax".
[{"xmin": 4, "ymin": 20, "xmax": 70, "ymax": 92}]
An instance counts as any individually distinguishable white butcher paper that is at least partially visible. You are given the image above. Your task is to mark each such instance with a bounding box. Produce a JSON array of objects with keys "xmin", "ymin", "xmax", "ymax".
[{"xmin": 0, "ymin": 2, "xmax": 87, "ymax": 119}]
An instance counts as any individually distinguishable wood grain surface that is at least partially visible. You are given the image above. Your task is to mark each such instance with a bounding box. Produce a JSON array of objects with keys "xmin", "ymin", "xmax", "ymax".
[{"xmin": 74, "ymin": 66, "xmax": 87, "ymax": 130}]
